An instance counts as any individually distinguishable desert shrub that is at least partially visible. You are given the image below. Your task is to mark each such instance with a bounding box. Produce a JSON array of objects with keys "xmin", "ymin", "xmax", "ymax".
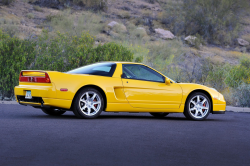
[
  {"xmin": 233, "ymin": 83, "xmax": 250, "ymax": 107},
  {"xmin": 130, "ymin": 28, "xmax": 148, "ymax": 40},
  {"xmin": 159, "ymin": 0, "xmax": 185, "ymax": 35},
  {"xmin": 160, "ymin": 0, "xmax": 249, "ymax": 45},
  {"xmin": 141, "ymin": 10, "xmax": 153, "ymax": 18},
  {"xmin": 117, "ymin": 10, "xmax": 131, "ymax": 19},
  {"xmin": 1, "ymin": 0, "xmax": 15, "ymax": 5},
  {"xmin": 146, "ymin": 40, "xmax": 185, "ymax": 74},
  {"xmin": 144, "ymin": 0, "xmax": 156, "ymax": 4},
  {"xmin": 27, "ymin": 13, "xmax": 35, "ymax": 19},
  {"xmin": 33, "ymin": 5, "xmax": 43, "ymax": 12},
  {"xmin": 73, "ymin": 0, "xmax": 108, "ymax": 11},
  {"xmin": 30, "ymin": 0, "xmax": 107, "ymax": 11},
  {"xmin": 184, "ymin": 0, "xmax": 249, "ymax": 45}
]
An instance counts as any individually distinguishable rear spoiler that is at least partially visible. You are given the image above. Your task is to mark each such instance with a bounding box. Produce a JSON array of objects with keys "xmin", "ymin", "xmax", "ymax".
[{"xmin": 19, "ymin": 70, "xmax": 51, "ymax": 83}]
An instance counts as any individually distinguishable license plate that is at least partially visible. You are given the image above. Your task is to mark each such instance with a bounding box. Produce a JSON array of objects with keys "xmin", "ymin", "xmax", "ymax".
[{"xmin": 25, "ymin": 91, "xmax": 32, "ymax": 99}]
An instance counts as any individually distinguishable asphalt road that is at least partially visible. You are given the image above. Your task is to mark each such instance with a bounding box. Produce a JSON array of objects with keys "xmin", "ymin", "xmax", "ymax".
[{"xmin": 0, "ymin": 104, "xmax": 250, "ymax": 166}]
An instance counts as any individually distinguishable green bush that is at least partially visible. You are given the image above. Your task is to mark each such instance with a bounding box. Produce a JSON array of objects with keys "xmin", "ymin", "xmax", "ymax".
[
  {"xmin": 0, "ymin": 30, "xmax": 36, "ymax": 99},
  {"xmin": 225, "ymin": 57, "xmax": 250, "ymax": 88},
  {"xmin": 0, "ymin": 30, "xmax": 134, "ymax": 99},
  {"xmin": 207, "ymin": 64, "xmax": 230, "ymax": 90},
  {"xmin": 92, "ymin": 42, "xmax": 134, "ymax": 62}
]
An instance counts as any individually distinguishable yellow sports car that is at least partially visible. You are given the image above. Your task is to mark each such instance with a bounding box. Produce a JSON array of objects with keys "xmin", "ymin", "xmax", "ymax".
[{"xmin": 14, "ymin": 62, "xmax": 226, "ymax": 120}]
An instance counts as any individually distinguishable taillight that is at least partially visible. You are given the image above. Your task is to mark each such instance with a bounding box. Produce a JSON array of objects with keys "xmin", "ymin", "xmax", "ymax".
[{"xmin": 19, "ymin": 71, "xmax": 51, "ymax": 83}]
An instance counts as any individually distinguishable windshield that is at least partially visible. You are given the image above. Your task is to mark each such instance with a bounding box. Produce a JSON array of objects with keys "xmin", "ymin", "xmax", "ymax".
[{"xmin": 67, "ymin": 62, "xmax": 117, "ymax": 77}]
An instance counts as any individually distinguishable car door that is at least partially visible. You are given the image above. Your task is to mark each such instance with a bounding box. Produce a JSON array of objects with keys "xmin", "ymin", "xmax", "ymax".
[{"xmin": 121, "ymin": 64, "xmax": 182, "ymax": 109}]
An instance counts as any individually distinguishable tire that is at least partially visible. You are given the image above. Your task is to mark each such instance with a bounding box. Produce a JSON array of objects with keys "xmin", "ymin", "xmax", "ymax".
[
  {"xmin": 41, "ymin": 108, "xmax": 66, "ymax": 116},
  {"xmin": 73, "ymin": 88, "xmax": 104, "ymax": 119},
  {"xmin": 150, "ymin": 112, "xmax": 169, "ymax": 118},
  {"xmin": 184, "ymin": 92, "xmax": 211, "ymax": 121}
]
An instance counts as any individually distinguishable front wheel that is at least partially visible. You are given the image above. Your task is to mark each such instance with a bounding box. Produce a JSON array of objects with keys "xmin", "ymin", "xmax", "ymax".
[
  {"xmin": 184, "ymin": 92, "xmax": 211, "ymax": 121},
  {"xmin": 41, "ymin": 108, "xmax": 66, "ymax": 116},
  {"xmin": 73, "ymin": 88, "xmax": 104, "ymax": 119},
  {"xmin": 150, "ymin": 113, "xmax": 169, "ymax": 118}
]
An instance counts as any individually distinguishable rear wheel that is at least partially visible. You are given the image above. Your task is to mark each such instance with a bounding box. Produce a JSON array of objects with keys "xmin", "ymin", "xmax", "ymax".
[
  {"xmin": 41, "ymin": 108, "xmax": 66, "ymax": 116},
  {"xmin": 150, "ymin": 113, "xmax": 169, "ymax": 118},
  {"xmin": 73, "ymin": 88, "xmax": 104, "ymax": 119},
  {"xmin": 184, "ymin": 92, "xmax": 211, "ymax": 121}
]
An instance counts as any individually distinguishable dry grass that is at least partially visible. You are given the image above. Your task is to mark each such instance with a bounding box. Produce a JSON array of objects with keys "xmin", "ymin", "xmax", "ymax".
[
  {"xmin": 33, "ymin": 5, "xmax": 43, "ymax": 12},
  {"xmin": 117, "ymin": 10, "xmax": 131, "ymax": 19},
  {"xmin": 204, "ymin": 47, "xmax": 246, "ymax": 59},
  {"xmin": 141, "ymin": 9, "xmax": 153, "ymax": 17},
  {"xmin": 48, "ymin": 10, "xmax": 104, "ymax": 37},
  {"xmin": 210, "ymin": 55, "xmax": 225, "ymax": 64},
  {"xmin": 242, "ymin": 34, "xmax": 250, "ymax": 42},
  {"xmin": 27, "ymin": 13, "xmax": 34, "ymax": 19},
  {"xmin": 95, "ymin": 33, "xmax": 111, "ymax": 43}
]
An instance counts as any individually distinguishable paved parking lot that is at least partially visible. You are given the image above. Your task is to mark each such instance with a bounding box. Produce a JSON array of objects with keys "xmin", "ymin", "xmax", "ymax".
[{"xmin": 0, "ymin": 104, "xmax": 250, "ymax": 166}]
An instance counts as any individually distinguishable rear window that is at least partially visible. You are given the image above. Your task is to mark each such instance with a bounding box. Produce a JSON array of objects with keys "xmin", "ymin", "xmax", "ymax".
[{"xmin": 67, "ymin": 63, "xmax": 117, "ymax": 77}]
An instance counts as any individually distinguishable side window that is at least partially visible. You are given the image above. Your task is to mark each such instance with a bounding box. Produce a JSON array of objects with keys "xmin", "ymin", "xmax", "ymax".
[
  {"xmin": 67, "ymin": 63, "xmax": 116, "ymax": 77},
  {"xmin": 122, "ymin": 64, "xmax": 165, "ymax": 83}
]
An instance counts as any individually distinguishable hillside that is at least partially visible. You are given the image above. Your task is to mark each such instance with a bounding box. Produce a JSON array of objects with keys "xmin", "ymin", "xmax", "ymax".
[{"xmin": 1, "ymin": 0, "xmax": 250, "ymax": 106}]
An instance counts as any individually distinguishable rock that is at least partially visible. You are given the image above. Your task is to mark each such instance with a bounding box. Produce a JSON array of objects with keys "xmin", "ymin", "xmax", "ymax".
[
  {"xmin": 237, "ymin": 38, "xmax": 249, "ymax": 46},
  {"xmin": 155, "ymin": 28, "xmax": 175, "ymax": 40},
  {"xmin": 108, "ymin": 21, "xmax": 119, "ymax": 28},
  {"xmin": 105, "ymin": 21, "xmax": 127, "ymax": 35},
  {"xmin": 185, "ymin": 35, "xmax": 197, "ymax": 46}
]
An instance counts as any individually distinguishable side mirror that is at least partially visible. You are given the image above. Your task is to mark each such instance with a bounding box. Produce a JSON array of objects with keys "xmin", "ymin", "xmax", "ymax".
[{"xmin": 165, "ymin": 78, "xmax": 171, "ymax": 85}]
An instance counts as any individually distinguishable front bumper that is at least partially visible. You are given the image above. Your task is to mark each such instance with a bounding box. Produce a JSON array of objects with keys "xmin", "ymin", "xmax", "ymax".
[{"xmin": 212, "ymin": 111, "xmax": 225, "ymax": 114}]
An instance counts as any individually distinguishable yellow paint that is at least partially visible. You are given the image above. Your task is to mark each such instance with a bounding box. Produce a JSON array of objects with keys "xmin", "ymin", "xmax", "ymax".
[
  {"xmin": 22, "ymin": 71, "xmax": 45, "ymax": 77},
  {"xmin": 14, "ymin": 62, "xmax": 226, "ymax": 113}
]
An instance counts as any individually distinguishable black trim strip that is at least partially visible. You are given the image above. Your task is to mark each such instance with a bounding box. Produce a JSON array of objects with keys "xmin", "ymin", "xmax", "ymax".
[{"xmin": 212, "ymin": 111, "xmax": 225, "ymax": 114}]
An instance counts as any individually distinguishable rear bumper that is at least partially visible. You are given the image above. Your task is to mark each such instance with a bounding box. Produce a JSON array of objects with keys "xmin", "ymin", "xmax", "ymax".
[{"xmin": 14, "ymin": 85, "xmax": 72, "ymax": 109}]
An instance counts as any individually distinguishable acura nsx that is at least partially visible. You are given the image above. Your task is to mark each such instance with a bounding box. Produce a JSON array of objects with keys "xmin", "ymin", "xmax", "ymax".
[{"xmin": 14, "ymin": 62, "xmax": 226, "ymax": 120}]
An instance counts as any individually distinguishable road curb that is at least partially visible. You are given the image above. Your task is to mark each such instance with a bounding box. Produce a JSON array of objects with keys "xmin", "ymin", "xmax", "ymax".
[
  {"xmin": 1, "ymin": 101, "xmax": 250, "ymax": 113},
  {"xmin": 226, "ymin": 106, "xmax": 250, "ymax": 113},
  {"xmin": 0, "ymin": 101, "xmax": 18, "ymax": 104}
]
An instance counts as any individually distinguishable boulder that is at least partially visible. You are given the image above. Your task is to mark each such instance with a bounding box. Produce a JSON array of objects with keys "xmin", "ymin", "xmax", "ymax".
[
  {"xmin": 155, "ymin": 28, "xmax": 175, "ymax": 40},
  {"xmin": 185, "ymin": 36, "xmax": 197, "ymax": 46},
  {"xmin": 108, "ymin": 21, "xmax": 119, "ymax": 28},
  {"xmin": 105, "ymin": 21, "xmax": 127, "ymax": 35},
  {"xmin": 237, "ymin": 38, "xmax": 249, "ymax": 46}
]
